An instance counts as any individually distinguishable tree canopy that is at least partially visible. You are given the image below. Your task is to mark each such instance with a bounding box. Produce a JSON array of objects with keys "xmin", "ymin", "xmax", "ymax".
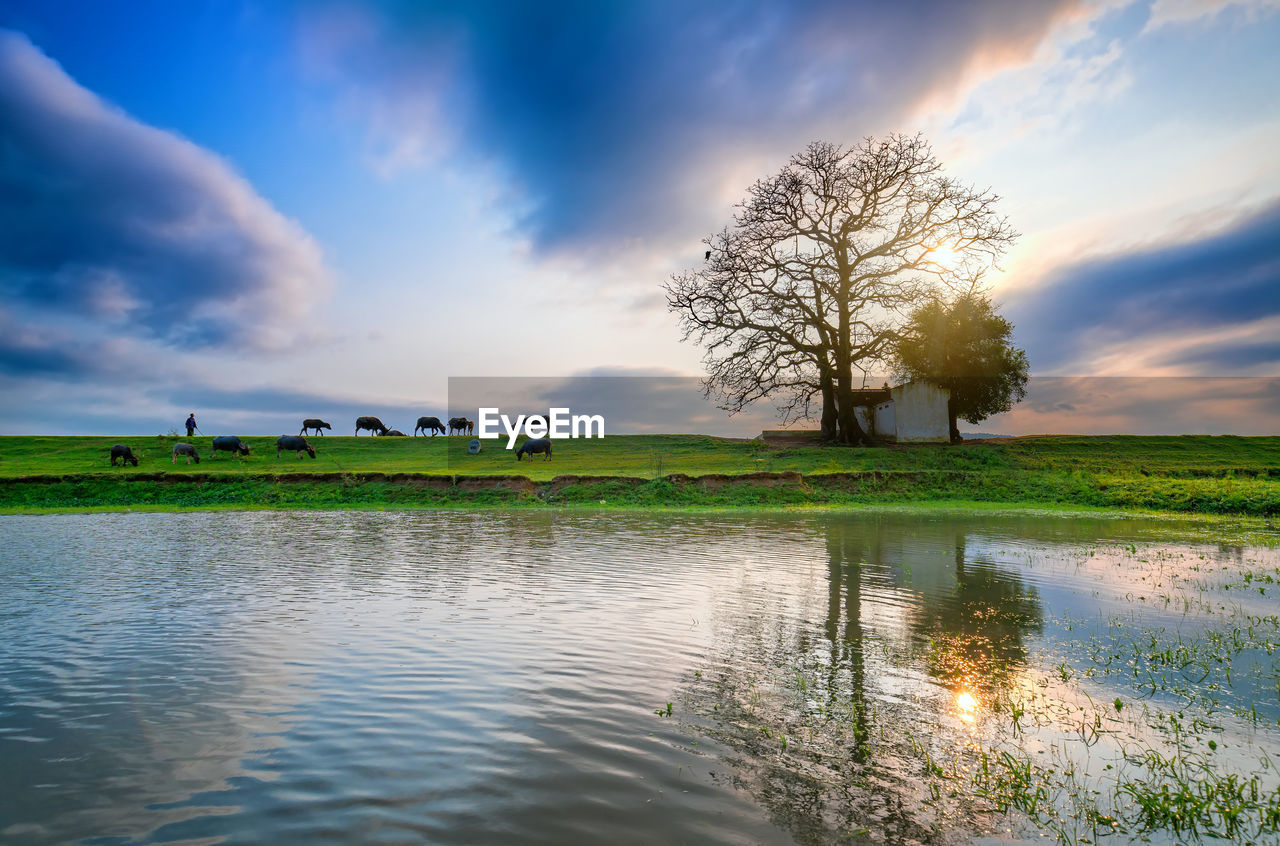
[
  {"xmin": 665, "ymin": 134, "xmax": 1016, "ymax": 444},
  {"xmin": 895, "ymin": 293, "xmax": 1029, "ymax": 442}
]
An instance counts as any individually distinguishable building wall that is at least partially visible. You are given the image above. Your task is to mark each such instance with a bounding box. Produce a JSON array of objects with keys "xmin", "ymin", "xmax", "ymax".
[
  {"xmin": 873, "ymin": 401, "xmax": 895, "ymax": 439},
  {"xmin": 889, "ymin": 381, "xmax": 950, "ymax": 443}
]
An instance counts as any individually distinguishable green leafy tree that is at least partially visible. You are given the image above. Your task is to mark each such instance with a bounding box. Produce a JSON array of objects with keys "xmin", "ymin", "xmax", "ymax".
[{"xmin": 895, "ymin": 294, "xmax": 1029, "ymax": 442}]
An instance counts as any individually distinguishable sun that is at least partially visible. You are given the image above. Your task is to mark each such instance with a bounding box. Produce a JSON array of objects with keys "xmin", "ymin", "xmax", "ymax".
[{"xmin": 928, "ymin": 242, "xmax": 961, "ymax": 270}]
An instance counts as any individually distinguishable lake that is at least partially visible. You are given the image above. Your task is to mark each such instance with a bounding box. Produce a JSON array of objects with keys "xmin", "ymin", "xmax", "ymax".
[{"xmin": 1, "ymin": 510, "xmax": 1277, "ymax": 845}]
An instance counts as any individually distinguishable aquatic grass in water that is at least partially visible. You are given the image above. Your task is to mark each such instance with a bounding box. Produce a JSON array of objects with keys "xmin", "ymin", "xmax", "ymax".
[
  {"xmin": 673, "ymin": 535, "xmax": 1280, "ymax": 845},
  {"xmin": 1118, "ymin": 746, "xmax": 1280, "ymax": 840}
]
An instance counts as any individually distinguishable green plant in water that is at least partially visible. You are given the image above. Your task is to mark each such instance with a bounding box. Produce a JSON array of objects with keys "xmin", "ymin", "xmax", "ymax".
[{"xmin": 1118, "ymin": 747, "xmax": 1280, "ymax": 842}]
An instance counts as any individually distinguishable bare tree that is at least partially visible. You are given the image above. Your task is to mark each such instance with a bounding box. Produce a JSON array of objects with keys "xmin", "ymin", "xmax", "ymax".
[{"xmin": 666, "ymin": 134, "xmax": 1016, "ymax": 445}]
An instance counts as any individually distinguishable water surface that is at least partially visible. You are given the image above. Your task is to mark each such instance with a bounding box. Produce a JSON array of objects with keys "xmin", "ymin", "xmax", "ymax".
[{"xmin": 1, "ymin": 510, "xmax": 1276, "ymax": 844}]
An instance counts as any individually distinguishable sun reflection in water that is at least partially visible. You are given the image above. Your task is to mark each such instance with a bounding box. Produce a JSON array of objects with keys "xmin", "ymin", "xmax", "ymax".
[{"xmin": 955, "ymin": 689, "xmax": 979, "ymax": 722}]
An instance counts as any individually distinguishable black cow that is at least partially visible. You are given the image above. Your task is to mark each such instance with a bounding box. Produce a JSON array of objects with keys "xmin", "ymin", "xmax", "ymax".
[
  {"xmin": 276, "ymin": 435, "xmax": 316, "ymax": 459},
  {"xmin": 301, "ymin": 419, "xmax": 331, "ymax": 436},
  {"xmin": 448, "ymin": 416, "xmax": 473, "ymax": 436},
  {"xmin": 355, "ymin": 416, "xmax": 388, "ymax": 436},
  {"xmin": 172, "ymin": 443, "xmax": 200, "ymax": 464},
  {"xmin": 383, "ymin": 429, "xmax": 407, "ymax": 437},
  {"xmin": 515, "ymin": 437, "xmax": 553, "ymax": 461},
  {"xmin": 415, "ymin": 416, "xmax": 446, "ymax": 436},
  {"xmin": 210, "ymin": 436, "xmax": 251, "ymax": 458},
  {"xmin": 109, "ymin": 444, "xmax": 138, "ymax": 467}
]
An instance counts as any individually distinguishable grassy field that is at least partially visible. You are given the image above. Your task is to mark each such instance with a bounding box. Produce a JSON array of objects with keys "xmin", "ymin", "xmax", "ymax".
[{"xmin": 0, "ymin": 434, "xmax": 1277, "ymax": 515}]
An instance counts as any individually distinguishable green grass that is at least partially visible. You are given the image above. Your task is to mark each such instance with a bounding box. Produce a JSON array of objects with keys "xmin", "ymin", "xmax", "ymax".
[
  {"xmin": 0, "ymin": 434, "xmax": 1277, "ymax": 515},
  {"xmin": 0, "ymin": 431, "xmax": 985, "ymax": 479},
  {"xmin": 4, "ymin": 433, "xmax": 1278, "ymax": 479}
]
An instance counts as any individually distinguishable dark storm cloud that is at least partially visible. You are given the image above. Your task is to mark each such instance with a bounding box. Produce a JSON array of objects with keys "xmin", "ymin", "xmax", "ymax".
[
  {"xmin": 0, "ymin": 337, "xmax": 85, "ymax": 377},
  {"xmin": 0, "ymin": 310, "xmax": 140, "ymax": 378},
  {"xmin": 1006, "ymin": 201, "xmax": 1280, "ymax": 372},
  {"xmin": 304, "ymin": 0, "xmax": 1079, "ymax": 253},
  {"xmin": 0, "ymin": 29, "xmax": 329, "ymax": 362}
]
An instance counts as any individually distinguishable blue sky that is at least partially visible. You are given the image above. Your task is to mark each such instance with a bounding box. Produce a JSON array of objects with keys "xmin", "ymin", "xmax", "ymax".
[{"xmin": 1, "ymin": 0, "xmax": 1278, "ymax": 435}]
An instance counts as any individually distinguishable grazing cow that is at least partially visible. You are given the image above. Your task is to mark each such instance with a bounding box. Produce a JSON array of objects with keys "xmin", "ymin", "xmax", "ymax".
[
  {"xmin": 383, "ymin": 429, "xmax": 407, "ymax": 437},
  {"xmin": 355, "ymin": 416, "xmax": 388, "ymax": 436},
  {"xmin": 172, "ymin": 443, "xmax": 200, "ymax": 464},
  {"xmin": 210, "ymin": 436, "xmax": 251, "ymax": 458},
  {"xmin": 447, "ymin": 416, "xmax": 474, "ymax": 436},
  {"xmin": 109, "ymin": 444, "xmax": 138, "ymax": 467},
  {"xmin": 415, "ymin": 416, "xmax": 446, "ymax": 436},
  {"xmin": 300, "ymin": 419, "xmax": 331, "ymax": 436},
  {"xmin": 515, "ymin": 437, "xmax": 553, "ymax": 461},
  {"xmin": 276, "ymin": 435, "xmax": 316, "ymax": 459}
]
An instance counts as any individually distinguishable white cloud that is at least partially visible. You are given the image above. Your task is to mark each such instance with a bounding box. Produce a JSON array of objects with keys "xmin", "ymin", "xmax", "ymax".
[{"xmin": 1144, "ymin": 0, "xmax": 1280, "ymax": 31}]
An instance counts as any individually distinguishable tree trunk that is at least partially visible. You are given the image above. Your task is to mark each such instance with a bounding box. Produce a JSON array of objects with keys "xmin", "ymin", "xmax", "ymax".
[
  {"xmin": 820, "ymin": 368, "xmax": 838, "ymax": 441},
  {"xmin": 832, "ymin": 272, "xmax": 869, "ymax": 446},
  {"xmin": 948, "ymin": 397, "xmax": 961, "ymax": 444},
  {"xmin": 834, "ymin": 373, "xmax": 869, "ymax": 446}
]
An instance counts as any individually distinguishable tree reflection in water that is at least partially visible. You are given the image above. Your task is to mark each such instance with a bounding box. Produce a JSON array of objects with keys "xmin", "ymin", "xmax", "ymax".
[
  {"xmin": 680, "ymin": 515, "xmax": 1044, "ymax": 845},
  {"xmin": 908, "ymin": 533, "xmax": 1043, "ymax": 719}
]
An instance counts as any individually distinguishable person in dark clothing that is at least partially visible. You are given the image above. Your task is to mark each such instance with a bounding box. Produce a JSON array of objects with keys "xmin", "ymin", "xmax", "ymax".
[{"xmin": 185, "ymin": 413, "xmax": 198, "ymax": 437}]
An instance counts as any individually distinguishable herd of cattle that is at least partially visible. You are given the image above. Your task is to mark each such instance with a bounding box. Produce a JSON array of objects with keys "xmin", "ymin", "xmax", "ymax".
[
  {"xmin": 311, "ymin": 416, "xmax": 476, "ymax": 437},
  {"xmin": 106, "ymin": 415, "xmax": 555, "ymax": 467}
]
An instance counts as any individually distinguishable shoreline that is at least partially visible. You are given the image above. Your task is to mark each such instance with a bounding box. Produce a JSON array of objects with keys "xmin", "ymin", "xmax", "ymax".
[
  {"xmin": 4, "ymin": 496, "xmax": 1277, "ymax": 547},
  {"xmin": 2, "ymin": 469, "xmax": 1278, "ymax": 523}
]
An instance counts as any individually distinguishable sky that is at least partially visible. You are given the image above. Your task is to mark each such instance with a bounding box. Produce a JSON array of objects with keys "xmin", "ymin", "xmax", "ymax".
[{"xmin": 1, "ymin": 0, "xmax": 1278, "ymax": 436}]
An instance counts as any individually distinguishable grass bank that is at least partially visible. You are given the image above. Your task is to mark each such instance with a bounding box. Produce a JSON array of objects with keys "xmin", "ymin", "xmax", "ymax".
[
  {"xmin": 5, "ymin": 433, "xmax": 1278, "ymax": 480},
  {"xmin": 0, "ymin": 434, "xmax": 1277, "ymax": 516}
]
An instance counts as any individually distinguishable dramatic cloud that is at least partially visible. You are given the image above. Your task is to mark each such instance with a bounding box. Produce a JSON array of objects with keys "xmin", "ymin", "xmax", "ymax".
[
  {"xmin": 299, "ymin": 0, "xmax": 1080, "ymax": 255},
  {"xmin": 1005, "ymin": 200, "xmax": 1280, "ymax": 374},
  {"xmin": 0, "ymin": 28, "xmax": 329, "ymax": 371}
]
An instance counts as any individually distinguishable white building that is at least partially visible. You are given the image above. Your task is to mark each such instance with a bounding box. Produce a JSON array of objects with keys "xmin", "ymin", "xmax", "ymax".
[{"xmin": 851, "ymin": 381, "xmax": 950, "ymax": 444}]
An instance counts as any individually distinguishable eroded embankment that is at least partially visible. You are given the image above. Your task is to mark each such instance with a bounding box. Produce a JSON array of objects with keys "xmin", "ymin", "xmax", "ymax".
[
  {"xmin": 0, "ymin": 470, "xmax": 819, "ymax": 496},
  {"xmin": 2, "ymin": 469, "xmax": 1278, "ymax": 515},
  {"xmin": 0, "ymin": 469, "xmax": 958, "ymax": 485}
]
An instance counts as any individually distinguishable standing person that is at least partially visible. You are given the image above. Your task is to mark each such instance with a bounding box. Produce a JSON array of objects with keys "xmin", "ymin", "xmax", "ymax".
[{"xmin": 185, "ymin": 413, "xmax": 198, "ymax": 438}]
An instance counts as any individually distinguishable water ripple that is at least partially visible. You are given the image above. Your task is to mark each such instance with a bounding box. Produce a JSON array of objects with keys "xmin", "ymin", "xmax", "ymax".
[{"xmin": 0, "ymin": 510, "xmax": 1276, "ymax": 845}]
